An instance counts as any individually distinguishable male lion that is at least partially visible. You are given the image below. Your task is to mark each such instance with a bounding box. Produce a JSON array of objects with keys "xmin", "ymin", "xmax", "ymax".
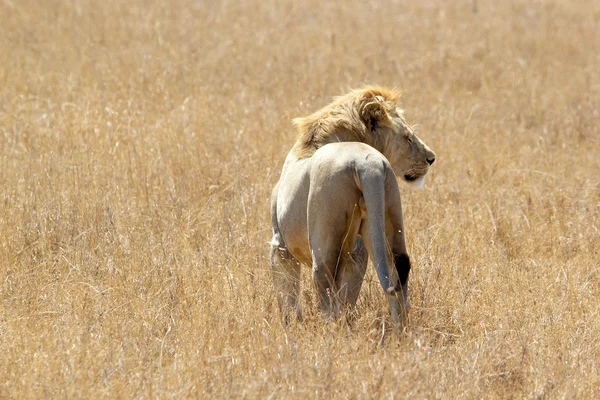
[{"xmin": 270, "ymin": 86, "xmax": 435, "ymax": 325}]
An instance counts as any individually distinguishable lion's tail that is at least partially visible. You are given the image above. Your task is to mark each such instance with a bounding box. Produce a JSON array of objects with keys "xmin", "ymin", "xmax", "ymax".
[{"xmin": 357, "ymin": 165, "xmax": 394, "ymax": 293}]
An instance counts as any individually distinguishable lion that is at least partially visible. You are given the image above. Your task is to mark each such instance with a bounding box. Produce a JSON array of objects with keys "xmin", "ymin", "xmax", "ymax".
[{"xmin": 270, "ymin": 86, "xmax": 435, "ymax": 325}]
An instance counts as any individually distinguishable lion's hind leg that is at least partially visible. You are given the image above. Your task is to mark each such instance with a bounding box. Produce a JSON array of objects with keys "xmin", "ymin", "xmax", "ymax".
[
  {"xmin": 309, "ymin": 204, "xmax": 362, "ymax": 320},
  {"xmin": 336, "ymin": 236, "xmax": 368, "ymax": 309},
  {"xmin": 270, "ymin": 242, "xmax": 302, "ymax": 325}
]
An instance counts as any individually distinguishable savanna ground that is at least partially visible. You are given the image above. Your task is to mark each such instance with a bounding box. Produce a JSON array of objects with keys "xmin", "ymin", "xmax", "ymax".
[{"xmin": 1, "ymin": 0, "xmax": 599, "ymax": 398}]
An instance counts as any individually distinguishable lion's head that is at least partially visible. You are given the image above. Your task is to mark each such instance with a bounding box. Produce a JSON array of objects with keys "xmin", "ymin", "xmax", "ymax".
[{"xmin": 292, "ymin": 86, "xmax": 436, "ymax": 188}]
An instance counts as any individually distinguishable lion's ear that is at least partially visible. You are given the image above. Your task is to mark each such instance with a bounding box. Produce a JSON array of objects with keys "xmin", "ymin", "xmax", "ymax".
[{"xmin": 360, "ymin": 96, "xmax": 389, "ymax": 131}]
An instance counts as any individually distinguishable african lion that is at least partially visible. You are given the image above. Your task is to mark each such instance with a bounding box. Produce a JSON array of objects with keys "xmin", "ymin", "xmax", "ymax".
[{"xmin": 270, "ymin": 86, "xmax": 435, "ymax": 325}]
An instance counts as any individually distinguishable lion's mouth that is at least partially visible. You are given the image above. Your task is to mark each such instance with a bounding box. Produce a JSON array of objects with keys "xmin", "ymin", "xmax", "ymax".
[
  {"xmin": 403, "ymin": 169, "xmax": 429, "ymax": 189},
  {"xmin": 403, "ymin": 167, "xmax": 430, "ymax": 183}
]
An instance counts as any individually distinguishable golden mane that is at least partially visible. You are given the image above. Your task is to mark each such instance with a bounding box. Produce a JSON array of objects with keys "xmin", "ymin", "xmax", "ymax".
[{"xmin": 292, "ymin": 86, "xmax": 402, "ymax": 159}]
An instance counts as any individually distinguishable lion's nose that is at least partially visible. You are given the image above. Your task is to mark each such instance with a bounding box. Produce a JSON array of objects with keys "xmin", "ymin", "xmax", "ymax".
[{"xmin": 427, "ymin": 157, "xmax": 435, "ymax": 165}]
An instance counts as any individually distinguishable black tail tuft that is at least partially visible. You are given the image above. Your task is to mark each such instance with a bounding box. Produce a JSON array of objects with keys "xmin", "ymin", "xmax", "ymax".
[{"xmin": 394, "ymin": 253, "xmax": 411, "ymax": 286}]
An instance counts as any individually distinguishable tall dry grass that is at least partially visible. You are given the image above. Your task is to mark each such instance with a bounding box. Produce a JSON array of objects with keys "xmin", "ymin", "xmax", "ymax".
[{"xmin": 1, "ymin": 0, "xmax": 599, "ymax": 398}]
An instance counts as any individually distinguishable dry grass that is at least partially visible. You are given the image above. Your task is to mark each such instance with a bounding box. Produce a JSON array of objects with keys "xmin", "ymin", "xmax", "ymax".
[{"xmin": 1, "ymin": 0, "xmax": 600, "ymax": 398}]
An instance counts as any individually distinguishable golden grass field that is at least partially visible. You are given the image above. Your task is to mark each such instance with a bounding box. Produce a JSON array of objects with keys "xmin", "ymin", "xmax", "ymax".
[{"xmin": 1, "ymin": 0, "xmax": 599, "ymax": 398}]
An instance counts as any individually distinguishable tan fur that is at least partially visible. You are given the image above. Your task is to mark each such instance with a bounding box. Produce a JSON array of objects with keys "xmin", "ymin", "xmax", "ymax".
[
  {"xmin": 270, "ymin": 86, "xmax": 436, "ymax": 324},
  {"xmin": 292, "ymin": 86, "xmax": 403, "ymax": 159}
]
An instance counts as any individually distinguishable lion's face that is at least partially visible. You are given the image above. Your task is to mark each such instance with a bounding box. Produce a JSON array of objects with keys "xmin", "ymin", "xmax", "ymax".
[
  {"xmin": 385, "ymin": 108, "xmax": 436, "ymax": 189},
  {"xmin": 292, "ymin": 87, "xmax": 436, "ymax": 188}
]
